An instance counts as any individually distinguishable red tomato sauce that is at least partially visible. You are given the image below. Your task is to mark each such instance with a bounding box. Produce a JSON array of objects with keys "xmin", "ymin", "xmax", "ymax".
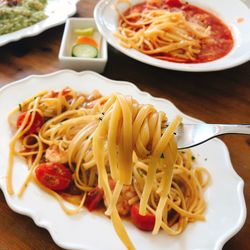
[{"xmin": 123, "ymin": 0, "xmax": 234, "ymax": 63}]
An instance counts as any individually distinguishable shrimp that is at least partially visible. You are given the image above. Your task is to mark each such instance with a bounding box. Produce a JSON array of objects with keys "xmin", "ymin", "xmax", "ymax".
[
  {"xmin": 86, "ymin": 90, "xmax": 101, "ymax": 102},
  {"xmin": 45, "ymin": 145, "xmax": 68, "ymax": 164},
  {"xmin": 116, "ymin": 185, "xmax": 138, "ymax": 216},
  {"xmin": 106, "ymin": 178, "xmax": 138, "ymax": 216}
]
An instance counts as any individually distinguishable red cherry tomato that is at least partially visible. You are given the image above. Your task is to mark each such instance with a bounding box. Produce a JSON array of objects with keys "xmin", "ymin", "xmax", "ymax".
[
  {"xmin": 35, "ymin": 163, "xmax": 72, "ymax": 191},
  {"xmin": 17, "ymin": 111, "xmax": 43, "ymax": 134},
  {"xmin": 130, "ymin": 203, "xmax": 155, "ymax": 231},
  {"xmin": 165, "ymin": 0, "xmax": 183, "ymax": 8},
  {"xmin": 85, "ymin": 187, "xmax": 104, "ymax": 211}
]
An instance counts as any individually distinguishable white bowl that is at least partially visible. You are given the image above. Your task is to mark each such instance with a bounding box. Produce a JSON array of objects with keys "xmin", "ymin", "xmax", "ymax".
[
  {"xmin": 58, "ymin": 18, "xmax": 108, "ymax": 73},
  {"xmin": 94, "ymin": 0, "xmax": 250, "ymax": 72}
]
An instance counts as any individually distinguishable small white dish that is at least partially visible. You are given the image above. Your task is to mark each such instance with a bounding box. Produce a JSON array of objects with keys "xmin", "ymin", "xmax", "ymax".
[
  {"xmin": 59, "ymin": 18, "xmax": 108, "ymax": 73},
  {"xmin": 94, "ymin": 0, "xmax": 250, "ymax": 72},
  {"xmin": 0, "ymin": 0, "xmax": 79, "ymax": 47},
  {"xmin": 0, "ymin": 70, "xmax": 246, "ymax": 250}
]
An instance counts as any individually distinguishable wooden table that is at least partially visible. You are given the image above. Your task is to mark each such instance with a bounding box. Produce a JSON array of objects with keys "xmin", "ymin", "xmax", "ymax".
[{"xmin": 0, "ymin": 1, "xmax": 249, "ymax": 249}]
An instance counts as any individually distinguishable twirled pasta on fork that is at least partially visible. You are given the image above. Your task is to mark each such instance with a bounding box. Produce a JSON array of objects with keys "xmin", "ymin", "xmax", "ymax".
[{"xmin": 7, "ymin": 87, "xmax": 210, "ymax": 249}]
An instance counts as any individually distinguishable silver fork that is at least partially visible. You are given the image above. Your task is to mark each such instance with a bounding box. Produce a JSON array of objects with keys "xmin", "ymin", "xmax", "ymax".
[{"xmin": 175, "ymin": 124, "xmax": 250, "ymax": 149}]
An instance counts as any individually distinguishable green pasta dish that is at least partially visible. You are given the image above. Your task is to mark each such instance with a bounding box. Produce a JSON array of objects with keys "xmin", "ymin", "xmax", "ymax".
[{"xmin": 0, "ymin": 0, "xmax": 47, "ymax": 35}]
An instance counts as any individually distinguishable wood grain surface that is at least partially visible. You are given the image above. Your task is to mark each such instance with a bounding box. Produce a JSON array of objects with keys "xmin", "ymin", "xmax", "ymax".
[{"xmin": 0, "ymin": 0, "xmax": 249, "ymax": 249}]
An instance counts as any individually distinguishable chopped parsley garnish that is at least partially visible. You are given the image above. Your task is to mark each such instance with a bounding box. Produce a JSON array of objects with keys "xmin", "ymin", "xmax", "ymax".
[
  {"xmin": 161, "ymin": 153, "xmax": 165, "ymax": 158},
  {"xmin": 192, "ymin": 156, "xmax": 196, "ymax": 161},
  {"xmin": 18, "ymin": 104, "xmax": 22, "ymax": 112}
]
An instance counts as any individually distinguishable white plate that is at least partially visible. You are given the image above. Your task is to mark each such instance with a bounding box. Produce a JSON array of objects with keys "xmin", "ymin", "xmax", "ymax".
[
  {"xmin": 0, "ymin": 70, "xmax": 246, "ymax": 250},
  {"xmin": 0, "ymin": 0, "xmax": 79, "ymax": 47},
  {"xmin": 94, "ymin": 0, "xmax": 250, "ymax": 72}
]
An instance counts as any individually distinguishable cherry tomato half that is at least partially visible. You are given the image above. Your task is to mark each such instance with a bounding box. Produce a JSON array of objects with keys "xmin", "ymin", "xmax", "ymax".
[
  {"xmin": 85, "ymin": 187, "xmax": 104, "ymax": 211},
  {"xmin": 35, "ymin": 163, "xmax": 72, "ymax": 191},
  {"xmin": 17, "ymin": 111, "xmax": 43, "ymax": 134},
  {"xmin": 130, "ymin": 203, "xmax": 155, "ymax": 231},
  {"xmin": 165, "ymin": 0, "xmax": 183, "ymax": 8}
]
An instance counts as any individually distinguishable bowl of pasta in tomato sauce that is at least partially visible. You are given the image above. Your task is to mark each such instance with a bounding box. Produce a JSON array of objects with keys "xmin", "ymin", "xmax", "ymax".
[{"xmin": 94, "ymin": 0, "xmax": 250, "ymax": 71}]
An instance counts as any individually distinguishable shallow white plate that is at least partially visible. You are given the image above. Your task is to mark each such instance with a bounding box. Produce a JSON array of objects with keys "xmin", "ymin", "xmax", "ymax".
[
  {"xmin": 0, "ymin": 0, "xmax": 79, "ymax": 47},
  {"xmin": 0, "ymin": 70, "xmax": 246, "ymax": 250},
  {"xmin": 94, "ymin": 0, "xmax": 250, "ymax": 72}
]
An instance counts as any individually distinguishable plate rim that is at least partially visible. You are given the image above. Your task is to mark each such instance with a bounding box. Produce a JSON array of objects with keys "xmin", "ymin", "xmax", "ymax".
[
  {"xmin": 0, "ymin": 0, "xmax": 80, "ymax": 47},
  {"xmin": 94, "ymin": 0, "xmax": 250, "ymax": 72},
  {"xmin": 0, "ymin": 70, "xmax": 247, "ymax": 250}
]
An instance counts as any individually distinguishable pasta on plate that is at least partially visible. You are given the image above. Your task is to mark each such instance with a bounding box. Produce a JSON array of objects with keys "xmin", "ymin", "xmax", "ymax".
[
  {"xmin": 115, "ymin": 0, "xmax": 233, "ymax": 63},
  {"xmin": 7, "ymin": 87, "xmax": 210, "ymax": 249}
]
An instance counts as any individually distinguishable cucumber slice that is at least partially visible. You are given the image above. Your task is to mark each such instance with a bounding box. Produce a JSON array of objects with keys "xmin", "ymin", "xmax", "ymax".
[
  {"xmin": 74, "ymin": 27, "xmax": 95, "ymax": 36},
  {"xmin": 72, "ymin": 44, "xmax": 98, "ymax": 58}
]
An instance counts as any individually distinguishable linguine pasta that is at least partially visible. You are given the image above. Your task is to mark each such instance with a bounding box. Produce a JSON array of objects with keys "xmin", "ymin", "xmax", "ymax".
[
  {"xmin": 115, "ymin": 0, "xmax": 211, "ymax": 62},
  {"xmin": 115, "ymin": 0, "xmax": 234, "ymax": 63},
  {"xmin": 7, "ymin": 87, "xmax": 210, "ymax": 249}
]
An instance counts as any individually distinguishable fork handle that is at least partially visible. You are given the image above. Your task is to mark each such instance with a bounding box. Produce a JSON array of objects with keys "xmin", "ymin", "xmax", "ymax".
[{"xmin": 217, "ymin": 124, "xmax": 250, "ymax": 135}]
